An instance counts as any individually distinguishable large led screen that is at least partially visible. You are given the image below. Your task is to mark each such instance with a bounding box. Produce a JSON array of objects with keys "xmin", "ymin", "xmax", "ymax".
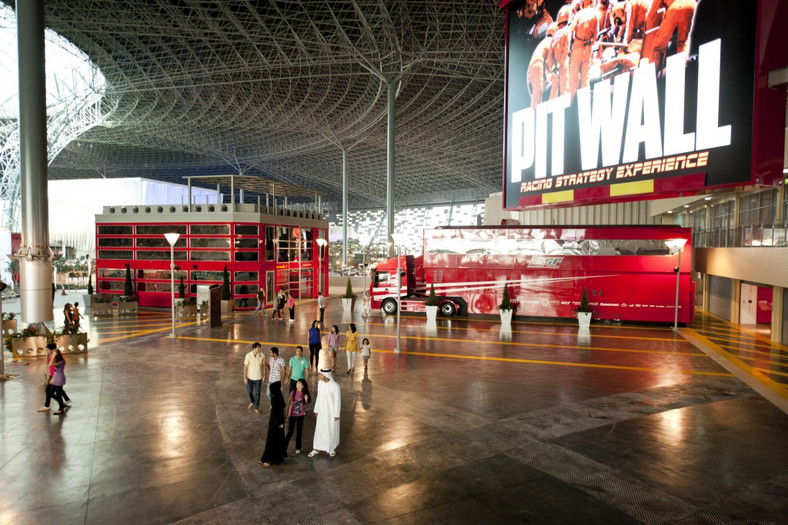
[{"xmin": 502, "ymin": 0, "xmax": 757, "ymax": 209}]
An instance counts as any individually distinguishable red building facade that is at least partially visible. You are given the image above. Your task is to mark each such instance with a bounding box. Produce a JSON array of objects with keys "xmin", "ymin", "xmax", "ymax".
[{"xmin": 94, "ymin": 204, "xmax": 328, "ymax": 309}]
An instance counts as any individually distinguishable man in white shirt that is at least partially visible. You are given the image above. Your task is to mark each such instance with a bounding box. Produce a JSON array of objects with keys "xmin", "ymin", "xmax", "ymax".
[
  {"xmin": 317, "ymin": 292, "xmax": 326, "ymax": 325},
  {"xmin": 265, "ymin": 347, "xmax": 287, "ymax": 400},
  {"xmin": 243, "ymin": 342, "xmax": 265, "ymax": 414}
]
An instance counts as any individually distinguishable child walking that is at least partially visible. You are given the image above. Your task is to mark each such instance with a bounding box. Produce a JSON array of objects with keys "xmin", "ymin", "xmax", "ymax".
[{"xmin": 361, "ymin": 337, "xmax": 371, "ymax": 372}]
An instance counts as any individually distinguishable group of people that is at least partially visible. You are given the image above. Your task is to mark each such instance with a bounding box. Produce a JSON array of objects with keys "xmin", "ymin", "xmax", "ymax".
[
  {"xmin": 62, "ymin": 302, "xmax": 83, "ymax": 330},
  {"xmin": 270, "ymin": 289, "xmax": 296, "ymax": 322},
  {"xmin": 245, "ymin": 341, "xmax": 342, "ymax": 467},
  {"xmin": 243, "ymin": 312, "xmax": 374, "ymax": 467},
  {"xmin": 526, "ymin": 0, "xmax": 699, "ymax": 106},
  {"xmin": 38, "ymin": 343, "xmax": 70, "ymax": 415}
]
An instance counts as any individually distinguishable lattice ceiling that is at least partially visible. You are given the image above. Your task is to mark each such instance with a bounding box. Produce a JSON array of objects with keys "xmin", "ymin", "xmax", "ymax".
[{"xmin": 5, "ymin": 0, "xmax": 506, "ymax": 211}]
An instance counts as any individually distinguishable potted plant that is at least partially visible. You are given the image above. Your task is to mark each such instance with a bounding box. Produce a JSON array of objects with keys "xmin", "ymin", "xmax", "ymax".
[
  {"xmin": 498, "ymin": 284, "xmax": 515, "ymax": 326},
  {"xmin": 54, "ymin": 323, "xmax": 88, "ymax": 355},
  {"xmin": 2, "ymin": 312, "xmax": 17, "ymax": 340},
  {"xmin": 178, "ymin": 277, "xmax": 186, "ymax": 300},
  {"xmin": 425, "ymin": 283, "xmax": 439, "ymax": 322},
  {"xmin": 221, "ymin": 265, "xmax": 233, "ymax": 314},
  {"xmin": 91, "ymin": 294, "xmax": 115, "ymax": 316},
  {"xmin": 574, "ymin": 287, "xmax": 593, "ymax": 328},
  {"xmin": 7, "ymin": 324, "xmax": 49, "ymax": 359},
  {"xmin": 176, "ymin": 297, "xmax": 198, "ymax": 319},
  {"xmin": 342, "ymin": 278, "xmax": 355, "ymax": 312}
]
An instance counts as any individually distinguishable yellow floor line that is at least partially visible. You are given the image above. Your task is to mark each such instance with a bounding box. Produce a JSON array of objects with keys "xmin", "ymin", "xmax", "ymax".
[
  {"xmin": 683, "ymin": 328, "xmax": 788, "ymax": 404},
  {"xmin": 172, "ymin": 335, "xmax": 728, "ymax": 376},
  {"xmin": 349, "ymin": 332, "xmax": 706, "ymax": 357}
]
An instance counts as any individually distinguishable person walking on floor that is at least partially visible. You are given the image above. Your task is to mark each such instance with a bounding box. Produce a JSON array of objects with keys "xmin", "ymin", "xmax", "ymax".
[
  {"xmin": 244, "ymin": 342, "xmax": 265, "ymax": 414},
  {"xmin": 286, "ymin": 346, "xmax": 309, "ymax": 393},
  {"xmin": 258, "ymin": 380, "xmax": 287, "ymax": 467},
  {"xmin": 308, "ymin": 320, "xmax": 321, "ymax": 371},
  {"xmin": 272, "ymin": 289, "xmax": 284, "ymax": 320},
  {"xmin": 360, "ymin": 337, "xmax": 371, "ymax": 373},
  {"xmin": 327, "ymin": 325, "xmax": 341, "ymax": 372},
  {"xmin": 38, "ymin": 343, "xmax": 71, "ymax": 413},
  {"xmin": 317, "ymin": 291, "xmax": 326, "ymax": 325},
  {"xmin": 254, "ymin": 289, "xmax": 266, "ymax": 318},
  {"xmin": 265, "ymin": 347, "xmax": 287, "ymax": 400},
  {"xmin": 49, "ymin": 349, "xmax": 69, "ymax": 415},
  {"xmin": 287, "ymin": 292, "xmax": 295, "ymax": 322},
  {"xmin": 318, "ymin": 334, "xmax": 334, "ymax": 373},
  {"xmin": 344, "ymin": 323, "xmax": 359, "ymax": 374},
  {"xmin": 308, "ymin": 370, "xmax": 341, "ymax": 458},
  {"xmin": 284, "ymin": 378, "xmax": 311, "ymax": 455}
]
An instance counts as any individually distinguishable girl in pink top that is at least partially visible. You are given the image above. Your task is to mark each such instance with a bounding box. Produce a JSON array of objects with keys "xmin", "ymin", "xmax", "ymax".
[{"xmin": 284, "ymin": 379, "xmax": 311, "ymax": 454}]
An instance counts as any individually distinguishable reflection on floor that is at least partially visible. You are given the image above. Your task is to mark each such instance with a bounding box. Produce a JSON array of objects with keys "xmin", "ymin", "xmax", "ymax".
[{"xmin": 1, "ymin": 303, "xmax": 787, "ymax": 524}]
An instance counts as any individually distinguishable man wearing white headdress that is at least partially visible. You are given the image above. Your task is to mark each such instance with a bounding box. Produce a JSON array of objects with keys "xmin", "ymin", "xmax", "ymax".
[{"xmin": 308, "ymin": 369, "xmax": 341, "ymax": 457}]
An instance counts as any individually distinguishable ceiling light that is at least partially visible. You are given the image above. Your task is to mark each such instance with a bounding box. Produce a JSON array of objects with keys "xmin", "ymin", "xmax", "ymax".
[{"xmin": 704, "ymin": 196, "xmax": 712, "ymax": 200}]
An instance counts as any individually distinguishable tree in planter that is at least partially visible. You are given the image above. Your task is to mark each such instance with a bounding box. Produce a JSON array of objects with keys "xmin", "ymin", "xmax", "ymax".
[
  {"xmin": 425, "ymin": 283, "xmax": 439, "ymax": 306},
  {"xmin": 123, "ymin": 263, "xmax": 134, "ymax": 297},
  {"xmin": 574, "ymin": 287, "xmax": 593, "ymax": 314},
  {"xmin": 179, "ymin": 277, "xmax": 185, "ymax": 299},
  {"xmin": 343, "ymin": 278, "xmax": 354, "ymax": 299},
  {"xmin": 87, "ymin": 274, "xmax": 93, "ymax": 296},
  {"xmin": 498, "ymin": 284, "xmax": 513, "ymax": 311},
  {"xmin": 221, "ymin": 265, "xmax": 231, "ymax": 300}
]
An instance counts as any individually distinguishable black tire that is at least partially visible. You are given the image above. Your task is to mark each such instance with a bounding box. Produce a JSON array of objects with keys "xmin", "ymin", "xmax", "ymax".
[
  {"xmin": 439, "ymin": 301, "xmax": 456, "ymax": 317},
  {"xmin": 381, "ymin": 298, "xmax": 398, "ymax": 315}
]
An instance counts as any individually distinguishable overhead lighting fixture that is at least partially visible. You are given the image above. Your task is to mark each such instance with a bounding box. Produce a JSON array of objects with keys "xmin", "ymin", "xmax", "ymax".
[
  {"xmin": 704, "ymin": 196, "xmax": 712, "ymax": 200},
  {"xmin": 667, "ymin": 210, "xmax": 673, "ymax": 214},
  {"xmin": 683, "ymin": 204, "xmax": 689, "ymax": 208}
]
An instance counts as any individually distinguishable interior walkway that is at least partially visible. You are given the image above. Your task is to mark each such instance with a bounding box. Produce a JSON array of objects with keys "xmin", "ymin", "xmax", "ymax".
[{"xmin": 1, "ymin": 296, "xmax": 787, "ymax": 524}]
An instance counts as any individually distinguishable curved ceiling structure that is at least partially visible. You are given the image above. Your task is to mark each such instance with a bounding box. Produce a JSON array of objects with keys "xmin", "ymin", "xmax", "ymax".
[{"xmin": 5, "ymin": 1, "xmax": 506, "ymax": 212}]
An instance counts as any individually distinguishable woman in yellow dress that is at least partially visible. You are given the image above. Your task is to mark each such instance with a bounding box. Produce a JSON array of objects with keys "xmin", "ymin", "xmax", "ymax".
[{"xmin": 343, "ymin": 322, "xmax": 359, "ymax": 374}]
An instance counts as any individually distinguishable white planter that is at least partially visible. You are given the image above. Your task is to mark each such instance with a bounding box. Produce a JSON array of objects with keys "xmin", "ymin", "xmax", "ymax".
[
  {"xmin": 177, "ymin": 305, "xmax": 198, "ymax": 319},
  {"xmin": 425, "ymin": 305, "xmax": 438, "ymax": 322},
  {"xmin": 55, "ymin": 333, "xmax": 89, "ymax": 354},
  {"xmin": 117, "ymin": 301, "xmax": 138, "ymax": 315},
  {"xmin": 2, "ymin": 319, "xmax": 17, "ymax": 338},
  {"xmin": 577, "ymin": 311, "xmax": 592, "ymax": 328},
  {"xmin": 222, "ymin": 299, "xmax": 234, "ymax": 315},
  {"xmin": 91, "ymin": 302, "xmax": 114, "ymax": 317},
  {"xmin": 11, "ymin": 336, "xmax": 49, "ymax": 359},
  {"xmin": 342, "ymin": 297, "xmax": 354, "ymax": 312},
  {"xmin": 499, "ymin": 308, "xmax": 513, "ymax": 326}
]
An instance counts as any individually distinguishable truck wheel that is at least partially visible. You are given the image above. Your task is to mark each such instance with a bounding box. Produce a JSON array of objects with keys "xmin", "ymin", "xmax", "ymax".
[
  {"xmin": 440, "ymin": 302, "xmax": 456, "ymax": 317},
  {"xmin": 381, "ymin": 298, "xmax": 398, "ymax": 315}
]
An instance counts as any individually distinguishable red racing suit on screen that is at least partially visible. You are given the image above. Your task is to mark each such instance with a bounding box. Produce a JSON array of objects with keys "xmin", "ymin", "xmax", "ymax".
[
  {"xmin": 528, "ymin": 35, "xmax": 554, "ymax": 109},
  {"xmin": 647, "ymin": 0, "xmax": 697, "ymax": 66},
  {"xmin": 568, "ymin": 6, "xmax": 599, "ymax": 99}
]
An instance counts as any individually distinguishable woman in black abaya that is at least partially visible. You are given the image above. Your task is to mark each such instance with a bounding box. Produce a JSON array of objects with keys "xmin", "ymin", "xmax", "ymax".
[{"xmin": 259, "ymin": 380, "xmax": 287, "ymax": 467}]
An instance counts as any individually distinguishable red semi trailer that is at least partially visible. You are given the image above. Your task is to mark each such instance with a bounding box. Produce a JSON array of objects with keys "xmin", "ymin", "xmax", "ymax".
[{"xmin": 369, "ymin": 225, "xmax": 694, "ymax": 324}]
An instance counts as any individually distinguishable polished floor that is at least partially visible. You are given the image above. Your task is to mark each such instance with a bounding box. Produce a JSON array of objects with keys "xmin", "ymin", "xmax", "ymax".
[{"xmin": 1, "ymin": 294, "xmax": 787, "ymax": 524}]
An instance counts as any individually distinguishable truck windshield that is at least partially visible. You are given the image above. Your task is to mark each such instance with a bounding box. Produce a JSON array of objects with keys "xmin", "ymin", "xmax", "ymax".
[{"xmin": 374, "ymin": 272, "xmax": 389, "ymax": 286}]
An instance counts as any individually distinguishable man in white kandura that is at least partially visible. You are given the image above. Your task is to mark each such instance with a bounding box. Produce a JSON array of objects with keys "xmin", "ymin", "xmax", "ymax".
[{"xmin": 308, "ymin": 370, "xmax": 341, "ymax": 458}]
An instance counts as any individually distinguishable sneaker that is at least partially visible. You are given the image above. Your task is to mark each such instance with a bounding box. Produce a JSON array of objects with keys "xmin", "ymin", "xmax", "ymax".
[
  {"xmin": 307, "ymin": 450, "xmax": 319, "ymax": 458},
  {"xmin": 37, "ymin": 406, "xmax": 50, "ymax": 412},
  {"xmin": 295, "ymin": 449, "xmax": 301, "ymax": 454},
  {"xmin": 64, "ymin": 400, "xmax": 71, "ymax": 406},
  {"xmin": 329, "ymin": 450, "xmax": 336, "ymax": 457},
  {"xmin": 53, "ymin": 410, "xmax": 64, "ymax": 415},
  {"xmin": 248, "ymin": 403, "xmax": 253, "ymax": 410}
]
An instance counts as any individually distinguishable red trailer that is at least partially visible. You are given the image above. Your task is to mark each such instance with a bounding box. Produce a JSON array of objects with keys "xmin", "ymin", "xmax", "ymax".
[{"xmin": 370, "ymin": 225, "xmax": 694, "ymax": 324}]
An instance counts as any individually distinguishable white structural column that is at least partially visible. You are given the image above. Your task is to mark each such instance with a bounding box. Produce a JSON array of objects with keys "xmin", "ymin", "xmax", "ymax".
[
  {"xmin": 342, "ymin": 147, "xmax": 348, "ymax": 269},
  {"xmin": 391, "ymin": 232, "xmax": 407, "ymax": 353},
  {"xmin": 164, "ymin": 233, "xmax": 181, "ymax": 337},
  {"xmin": 666, "ymin": 238, "xmax": 687, "ymax": 330},
  {"xmin": 386, "ymin": 80, "xmax": 396, "ymax": 258},
  {"xmin": 15, "ymin": 0, "xmax": 53, "ymax": 324}
]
